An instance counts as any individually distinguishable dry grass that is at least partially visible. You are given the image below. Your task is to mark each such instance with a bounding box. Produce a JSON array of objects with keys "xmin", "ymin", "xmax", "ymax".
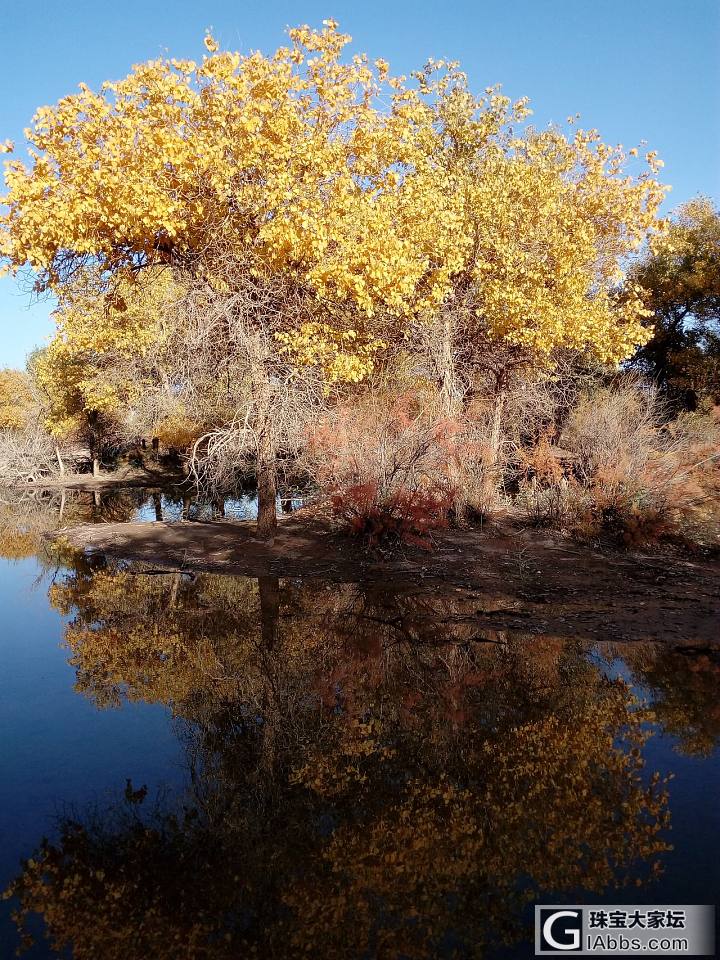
[
  {"xmin": 0, "ymin": 420, "xmax": 62, "ymax": 485},
  {"xmin": 302, "ymin": 389, "xmax": 467, "ymax": 545},
  {"xmin": 517, "ymin": 379, "xmax": 720, "ymax": 547}
]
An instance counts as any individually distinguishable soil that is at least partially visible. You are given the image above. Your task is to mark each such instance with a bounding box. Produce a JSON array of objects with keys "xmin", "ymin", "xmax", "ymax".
[
  {"xmin": 54, "ymin": 515, "xmax": 720, "ymax": 646},
  {"xmin": 24, "ymin": 463, "xmax": 186, "ymax": 491}
]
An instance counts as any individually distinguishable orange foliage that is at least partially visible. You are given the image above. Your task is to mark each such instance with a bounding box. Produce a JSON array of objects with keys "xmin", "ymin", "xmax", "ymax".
[{"xmin": 331, "ymin": 480, "xmax": 454, "ymax": 549}]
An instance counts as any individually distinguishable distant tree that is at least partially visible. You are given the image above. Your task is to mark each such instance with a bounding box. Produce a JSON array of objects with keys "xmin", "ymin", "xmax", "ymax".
[
  {"xmin": 30, "ymin": 271, "xmax": 179, "ymax": 476},
  {"xmin": 0, "ymin": 367, "xmax": 34, "ymax": 431},
  {"xmin": 630, "ymin": 198, "xmax": 720, "ymax": 404}
]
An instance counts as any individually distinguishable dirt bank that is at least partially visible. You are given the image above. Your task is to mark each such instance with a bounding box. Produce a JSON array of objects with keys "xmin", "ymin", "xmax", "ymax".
[
  {"xmin": 23, "ymin": 464, "xmax": 185, "ymax": 491},
  {"xmin": 54, "ymin": 518, "xmax": 720, "ymax": 645}
]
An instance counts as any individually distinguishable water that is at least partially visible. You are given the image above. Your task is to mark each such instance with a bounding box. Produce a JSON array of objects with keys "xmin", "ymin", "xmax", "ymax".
[
  {"xmin": 0, "ymin": 490, "xmax": 718, "ymax": 958},
  {"xmin": 0, "ymin": 485, "xmax": 306, "ymax": 527}
]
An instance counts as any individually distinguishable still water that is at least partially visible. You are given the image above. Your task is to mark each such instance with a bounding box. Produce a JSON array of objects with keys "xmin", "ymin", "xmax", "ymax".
[{"xmin": 0, "ymin": 489, "xmax": 718, "ymax": 958}]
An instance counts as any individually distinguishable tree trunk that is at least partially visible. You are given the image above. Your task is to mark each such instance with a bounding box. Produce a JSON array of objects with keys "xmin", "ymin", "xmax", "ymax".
[
  {"xmin": 248, "ymin": 339, "xmax": 278, "ymax": 540},
  {"xmin": 489, "ymin": 389, "xmax": 506, "ymax": 466},
  {"xmin": 152, "ymin": 491, "xmax": 163, "ymax": 522},
  {"xmin": 439, "ymin": 316, "xmax": 462, "ymax": 417},
  {"xmin": 435, "ymin": 315, "xmax": 466, "ymax": 519},
  {"xmin": 55, "ymin": 446, "xmax": 65, "ymax": 477},
  {"xmin": 258, "ymin": 576, "xmax": 280, "ymax": 650},
  {"xmin": 88, "ymin": 411, "xmax": 102, "ymax": 477}
]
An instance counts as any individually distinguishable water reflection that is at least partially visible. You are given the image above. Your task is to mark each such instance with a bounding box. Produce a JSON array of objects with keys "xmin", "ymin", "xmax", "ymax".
[
  {"xmin": 620, "ymin": 644, "xmax": 720, "ymax": 758},
  {"xmin": 6, "ymin": 552, "xmax": 693, "ymax": 959}
]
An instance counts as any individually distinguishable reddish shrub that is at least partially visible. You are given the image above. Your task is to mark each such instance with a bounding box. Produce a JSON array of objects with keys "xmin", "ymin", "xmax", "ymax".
[
  {"xmin": 331, "ymin": 480, "xmax": 454, "ymax": 550},
  {"xmin": 303, "ymin": 390, "xmax": 463, "ymax": 548}
]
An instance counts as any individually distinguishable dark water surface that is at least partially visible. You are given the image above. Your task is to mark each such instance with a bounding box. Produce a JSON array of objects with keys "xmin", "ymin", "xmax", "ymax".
[{"xmin": 0, "ymin": 490, "xmax": 718, "ymax": 958}]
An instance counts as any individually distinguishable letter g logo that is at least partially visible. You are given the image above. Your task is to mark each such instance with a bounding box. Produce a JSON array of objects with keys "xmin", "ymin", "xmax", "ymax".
[{"xmin": 539, "ymin": 910, "xmax": 582, "ymax": 951}]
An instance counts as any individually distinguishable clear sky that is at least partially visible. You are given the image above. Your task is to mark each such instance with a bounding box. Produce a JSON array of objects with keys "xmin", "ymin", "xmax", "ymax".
[{"xmin": 1, "ymin": 0, "xmax": 718, "ymax": 369}]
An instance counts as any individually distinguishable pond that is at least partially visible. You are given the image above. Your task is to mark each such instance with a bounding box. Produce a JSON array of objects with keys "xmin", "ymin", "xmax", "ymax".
[{"xmin": 0, "ymin": 490, "xmax": 718, "ymax": 958}]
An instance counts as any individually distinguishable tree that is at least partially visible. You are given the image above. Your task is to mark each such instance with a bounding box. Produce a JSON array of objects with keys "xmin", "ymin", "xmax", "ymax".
[
  {"xmin": 411, "ymin": 123, "xmax": 665, "ymax": 421},
  {"xmin": 0, "ymin": 367, "xmax": 65, "ymax": 483},
  {"xmin": 1, "ymin": 22, "xmax": 666, "ymax": 532},
  {"xmin": 0, "ymin": 368, "xmax": 34, "ymax": 431},
  {"xmin": 29, "ymin": 271, "xmax": 182, "ymax": 475},
  {"xmin": 629, "ymin": 197, "xmax": 720, "ymax": 403}
]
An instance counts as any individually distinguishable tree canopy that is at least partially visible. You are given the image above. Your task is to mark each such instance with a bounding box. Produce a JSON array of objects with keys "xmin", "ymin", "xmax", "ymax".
[
  {"xmin": 2, "ymin": 21, "xmax": 665, "ymax": 367},
  {"xmin": 630, "ymin": 197, "xmax": 720, "ymax": 400},
  {"xmin": 0, "ymin": 368, "xmax": 34, "ymax": 431}
]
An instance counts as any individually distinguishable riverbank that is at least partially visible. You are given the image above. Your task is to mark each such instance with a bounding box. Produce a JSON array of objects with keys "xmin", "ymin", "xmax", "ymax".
[
  {"xmin": 22, "ymin": 463, "xmax": 186, "ymax": 491},
  {"xmin": 53, "ymin": 517, "xmax": 720, "ymax": 645}
]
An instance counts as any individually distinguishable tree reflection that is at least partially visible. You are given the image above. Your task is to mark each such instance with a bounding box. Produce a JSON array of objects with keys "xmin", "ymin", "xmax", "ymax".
[
  {"xmin": 0, "ymin": 488, "xmax": 152, "ymax": 562},
  {"xmin": 621, "ymin": 643, "xmax": 720, "ymax": 757},
  {"xmin": 5, "ymin": 560, "xmax": 674, "ymax": 959}
]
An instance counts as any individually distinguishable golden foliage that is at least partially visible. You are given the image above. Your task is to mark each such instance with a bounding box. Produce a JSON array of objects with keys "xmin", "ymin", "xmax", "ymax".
[
  {"xmin": 638, "ymin": 197, "xmax": 720, "ymax": 320},
  {"xmin": 0, "ymin": 368, "xmax": 34, "ymax": 431},
  {"xmin": 33, "ymin": 271, "xmax": 175, "ymax": 437},
  {"xmin": 1, "ymin": 21, "xmax": 666, "ymax": 386}
]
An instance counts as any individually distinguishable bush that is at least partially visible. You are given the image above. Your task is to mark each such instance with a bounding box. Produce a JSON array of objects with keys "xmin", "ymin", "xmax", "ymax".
[
  {"xmin": 331, "ymin": 480, "xmax": 455, "ymax": 549},
  {"xmin": 305, "ymin": 390, "xmax": 461, "ymax": 547},
  {"xmin": 518, "ymin": 380, "xmax": 720, "ymax": 547},
  {"xmin": 0, "ymin": 422, "xmax": 60, "ymax": 485},
  {"xmin": 561, "ymin": 378, "xmax": 663, "ymax": 484}
]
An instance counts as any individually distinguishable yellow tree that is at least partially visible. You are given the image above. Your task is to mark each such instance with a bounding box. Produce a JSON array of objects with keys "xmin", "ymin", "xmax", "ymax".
[
  {"xmin": 0, "ymin": 368, "xmax": 34, "ymax": 431},
  {"xmin": 0, "ymin": 367, "xmax": 65, "ymax": 482},
  {"xmin": 630, "ymin": 197, "xmax": 720, "ymax": 401},
  {"xmin": 32, "ymin": 270, "xmax": 183, "ymax": 474},
  {"xmin": 1, "ymin": 22, "xmax": 666, "ymax": 532},
  {"xmin": 425, "ymin": 124, "xmax": 666, "ymax": 418}
]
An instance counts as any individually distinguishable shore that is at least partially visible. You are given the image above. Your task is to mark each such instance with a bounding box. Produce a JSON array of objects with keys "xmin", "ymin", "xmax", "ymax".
[
  {"xmin": 22, "ymin": 464, "xmax": 186, "ymax": 491},
  {"xmin": 53, "ymin": 517, "xmax": 720, "ymax": 645}
]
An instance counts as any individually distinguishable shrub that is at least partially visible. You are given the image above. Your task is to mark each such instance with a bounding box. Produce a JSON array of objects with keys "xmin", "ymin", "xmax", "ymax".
[
  {"xmin": 331, "ymin": 480, "xmax": 455, "ymax": 550},
  {"xmin": 305, "ymin": 390, "xmax": 461, "ymax": 547},
  {"xmin": 518, "ymin": 381, "xmax": 720, "ymax": 547},
  {"xmin": 561, "ymin": 378, "xmax": 663, "ymax": 484},
  {"xmin": 515, "ymin": 428, "xmax": 573, "ymax": 526},
  {"xmin": 0, "ymin": 422, "xmax": 60, "ymax": 484},
  {"xmin": 153, "ymin": 413, "xmax": 204, "ymax": 453}
]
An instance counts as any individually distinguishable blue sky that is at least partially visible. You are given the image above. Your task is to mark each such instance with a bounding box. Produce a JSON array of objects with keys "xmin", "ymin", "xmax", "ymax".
[{"xmin": 1, "ymin": 0, "xmax": 718, "ymax": 368}]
